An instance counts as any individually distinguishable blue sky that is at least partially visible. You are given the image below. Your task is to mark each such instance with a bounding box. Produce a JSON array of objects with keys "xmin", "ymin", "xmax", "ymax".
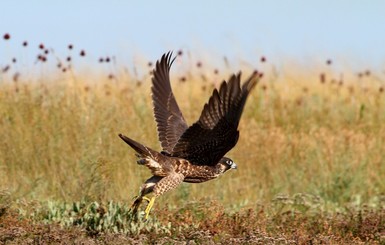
[{"xmin": 1, "ymin": 1, "xmax": 385, "ymax": 71}]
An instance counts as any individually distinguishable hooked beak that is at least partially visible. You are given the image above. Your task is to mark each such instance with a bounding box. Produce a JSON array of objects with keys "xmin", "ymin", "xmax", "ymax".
[{"xmin": 231, "ymin": 162, "xmax": 238, "ymax": 170}]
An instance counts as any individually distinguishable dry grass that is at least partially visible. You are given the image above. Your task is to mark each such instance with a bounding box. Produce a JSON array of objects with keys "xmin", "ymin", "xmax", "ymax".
[
  {"xmin": 1, "ymin": 68, "xmax": 384, "ymax": 205},
  {"xmin": 0, "ymin": 53, "xmax": 385, "ymax": 243}
]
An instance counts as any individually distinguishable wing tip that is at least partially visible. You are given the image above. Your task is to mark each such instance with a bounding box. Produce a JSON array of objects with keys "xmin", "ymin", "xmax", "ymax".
[
  {"xmin": 242, "ymin": 70, "xmax": 261, "ymax": 91},
  {"xmin": 157, "ymin": 51, "xmax": 176, "ymax": 70},
  {"xmin": 151, "ymin": 51, "xmax": 177, "ymax": 89}
]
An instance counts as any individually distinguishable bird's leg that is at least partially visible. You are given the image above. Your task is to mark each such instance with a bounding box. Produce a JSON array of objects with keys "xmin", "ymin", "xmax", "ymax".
[
  {"xmin": 130, "ymin": 176, "xmax": 161, "ymax": 217},
  {"xmin": 144, "ymin": 196, "xmax": 156, "ymax": 220},
  {"xmin": 142, "ymin": 196, "xmax": 151, "ymax": 203},
  {"xmin": 130, "ymin": 195, "xmax": 154, "ymax": 220},
  {"xmin": 143, "ymin": 173, "xmax": 184, "ymax": 220},
  {"xmin": 131, "ymin": 195, "xmax": 151, "ymax": 211}
]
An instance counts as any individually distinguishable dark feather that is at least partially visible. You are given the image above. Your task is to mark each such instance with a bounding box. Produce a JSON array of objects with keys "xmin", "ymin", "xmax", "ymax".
[
  {"xmin": 171, "ymin": 72, "xmax": 258, "ymax": 166},
  {"xmin": 151, "ymin": 52, "xmax": 188, "ymax": 154},
  {"xmin": 118, "ymin": 134, "xmax": 157, "ymax": 157},
  {"xmin": 118, "ymin": 134, "xmax": 173, "ymax": 174}
]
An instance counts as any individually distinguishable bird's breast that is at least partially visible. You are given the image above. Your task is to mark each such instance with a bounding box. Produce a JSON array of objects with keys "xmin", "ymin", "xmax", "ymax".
[{"xmin": 173, "ymin": 159, "xmax": 220, "ymax": 183}]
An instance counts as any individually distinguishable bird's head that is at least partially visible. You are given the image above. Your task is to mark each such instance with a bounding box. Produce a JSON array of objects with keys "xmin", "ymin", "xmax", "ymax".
[{"xmin": 217, "ymin": 157, "xmax": 237, "ymax": 173}]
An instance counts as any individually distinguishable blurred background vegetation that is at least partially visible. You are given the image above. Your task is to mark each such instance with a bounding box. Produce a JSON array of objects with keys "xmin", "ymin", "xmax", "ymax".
[
  {"xmin": 1, "ymin": 51, "xmax": 384, "ymax": 208},
  {"xmin": 0, "ymin": 46, "xmax": 384, "ymax": 242}
]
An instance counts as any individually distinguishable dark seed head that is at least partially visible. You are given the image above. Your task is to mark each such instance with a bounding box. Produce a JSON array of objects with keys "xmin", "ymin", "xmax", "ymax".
[
  {"xmin": 66, "ymin": 56, "xmax": 71, "ymax": 62},
  {"xmin": 326, "ymin": 59, "xmax": 332, "ymax": 65},
  {"xmin": 2, "ymin": 65, "xmax": 10, "ymax": 73},
  {"xmin": 39, "ymin": 43, "xmax": 45, "ymax": 50},
  {"xmin": 295, "ymin": 98, "xmax": 303, "ymax": 106},
  {"xmin": 68, "ymin": 44, "xmax": 73, "ymax": 50},
  {"xmin": 320, "ymin": 73, "xmax": 326, "ymax": 83},
  {"xmin": 80, "ymin": 50, "xmax": 85, "ymax": 56},
  {"xmin": 179, "ymin": 76, "xmax": 186, "ymax": 82},
  {"xmin": 3, "ymin": 33, "xmax": 10, "ymax": 40},
  {"xmin": 260, "ymin": 56, "xmax": 266, "ymax": 62},
  {"xmin": 99, "ymin": 58, "xmax": 104, "ymax": 63},
  {"xmin": 84, "ymin": 86, "xmax": 90, "ymax": 92},
  {"xmin": 41, "ymin": 56, "xmax": 47, "ymax": 62},
  {"xmin": 22, "ymin": 41, "xmax": 28, "ymax": 47},
  {"xmin": 177, "ymin": 50, "xmax": 183, "ymax": 56},
  {"xmin": 13, "ymin": 72, "xmax": 20, "ymax": 82},
  {"xmin": 196, "ymin": 61, "xmax": 202, "ymax": 68},
  {"xmin": 348, "ymin": 86, "xmax": 354, "ymax": 94},
  {"xmin": 37, "ymin": 54, "xmax": 46, "ymax": 62}
]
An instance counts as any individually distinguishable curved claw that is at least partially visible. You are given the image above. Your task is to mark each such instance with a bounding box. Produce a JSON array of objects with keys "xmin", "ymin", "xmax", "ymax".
[{"xmin": 142, "ymin": 196, "xmax": 151, "ymax": 203}]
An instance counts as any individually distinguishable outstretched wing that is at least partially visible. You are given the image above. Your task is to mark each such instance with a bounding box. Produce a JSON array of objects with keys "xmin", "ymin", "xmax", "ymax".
[
  {"xmin": 151, "ymin": 52, "xmax": 188, "ymax": 154},
  {"xmin": 171, "ymin": 72, "xmax": 258, "ymax": 166}
]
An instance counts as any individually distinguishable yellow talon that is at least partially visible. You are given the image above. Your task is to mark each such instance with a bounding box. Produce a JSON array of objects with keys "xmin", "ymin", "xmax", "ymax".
[
  {"xmin": 144, "ymin": 197, "xmax": 156, "ymax": 220},
  {"xmin": 142, "ymin": 196, "xmax": 151, "ymax": 203},
  {"xmin": 130, "ymin": 195, "xmax": 154, "ymax": 221}
]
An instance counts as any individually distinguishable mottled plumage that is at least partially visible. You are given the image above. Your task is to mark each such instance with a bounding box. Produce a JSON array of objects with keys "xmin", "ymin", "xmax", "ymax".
[{"xmin": 119, "ymin": 52, "xmax": 259, "ymax": 219}]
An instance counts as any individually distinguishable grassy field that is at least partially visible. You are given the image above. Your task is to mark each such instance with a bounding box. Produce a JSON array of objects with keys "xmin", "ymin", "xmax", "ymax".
[{"xmin": 0, "ymin": 53, "xmax": 384, "ymax": 243}]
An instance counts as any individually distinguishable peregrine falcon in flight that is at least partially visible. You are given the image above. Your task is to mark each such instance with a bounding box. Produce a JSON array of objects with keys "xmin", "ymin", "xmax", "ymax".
[{"xmin": 119, "ymin": 52, "xmax": 259, "ymax": 220}]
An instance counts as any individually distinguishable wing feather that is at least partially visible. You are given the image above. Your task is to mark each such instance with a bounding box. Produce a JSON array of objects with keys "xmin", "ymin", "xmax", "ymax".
[
  {"xmin": 171, "ymin": 72, "xmax": 259, "ymax": 165},
  {"xmin": 151, "ymin": 52, "xmax": 188, "ymax": 153}
]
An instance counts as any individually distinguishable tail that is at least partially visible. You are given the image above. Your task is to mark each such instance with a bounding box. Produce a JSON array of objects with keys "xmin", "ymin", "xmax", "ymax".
[
  {"xmin": 119, "ymin": 134, "xmax": 171, "ymax": 175},
  {"xmin": 118, "ymin": 134, "xmax": 158, "ymax": 158}
]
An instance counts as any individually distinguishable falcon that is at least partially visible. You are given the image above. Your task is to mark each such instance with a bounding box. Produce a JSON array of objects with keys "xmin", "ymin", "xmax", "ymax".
[{"xmin": 119, "ymin": 52, "xmax": 259, "ymax": 220}]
